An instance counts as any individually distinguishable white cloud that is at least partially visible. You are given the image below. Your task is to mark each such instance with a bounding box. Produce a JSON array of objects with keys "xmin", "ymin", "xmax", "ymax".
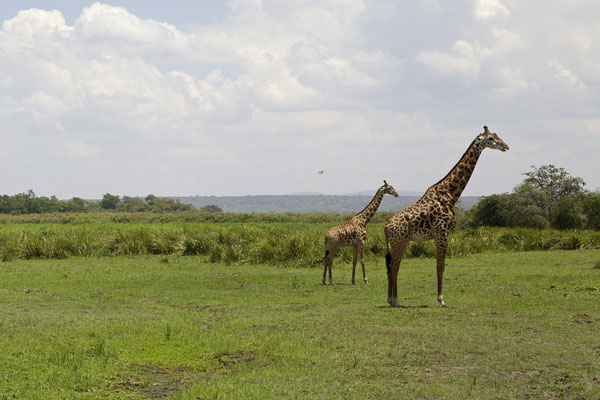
[
  {"xmin": 417, "ymin": 40, "xmax": 490, "ymax": 80},
  {"xmin": 416, "ymin": 27, "xmax": 526, "ymax": 87},
  {"xmin": 65, "ymin": 139, "xmax": 98, "ymax": 158},
  {"xmin": 75, "ymin": 2, "xmax": 190, "ymax": 53},
  {"xmin": 495, "ymin": 67, "xmax": 529, "ymax": 95},
  {"xmin": 0, "ymin": 8, "xmax": 72, "ymax": 51},
  {"xmin": 491, "ymin": 27, "xmax": 527, "ymax": 54},
  {"xmin": 27, "ymin": 91, "xmax": 68, "ymax": 114},
  {"xmin": 474, "ymin": 0, "xmax": 510, "ymax": 20},
  {"xmin": 548, "ymin": 61, "xmax": 587, "ymax": 90}
]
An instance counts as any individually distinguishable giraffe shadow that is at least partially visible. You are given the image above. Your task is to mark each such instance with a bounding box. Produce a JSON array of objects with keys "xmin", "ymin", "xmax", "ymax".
[{"xmin": 376, "ymin": 304, "xmax": 430, "ymax": 309}]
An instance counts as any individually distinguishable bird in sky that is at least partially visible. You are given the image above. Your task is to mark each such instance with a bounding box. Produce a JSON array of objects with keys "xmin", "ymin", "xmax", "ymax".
[{"xmin": 317, "ymin": 170, "xmax": 324, "ymax": 175}]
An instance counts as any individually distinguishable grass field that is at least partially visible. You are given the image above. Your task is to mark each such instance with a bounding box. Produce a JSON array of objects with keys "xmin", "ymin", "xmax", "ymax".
[{"xmin": 1, "ymin": 250, "xmax": 599, "ymax": 399}]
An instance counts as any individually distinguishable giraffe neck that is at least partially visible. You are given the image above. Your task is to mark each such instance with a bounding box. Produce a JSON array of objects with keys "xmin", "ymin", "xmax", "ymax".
[
  {"xmin": 432, "ymin": 139, "xmax": 484, "ymax": 207},
  {"xmin": 351, "ymin": 188, "xmax": 385, "ymax": 227}
]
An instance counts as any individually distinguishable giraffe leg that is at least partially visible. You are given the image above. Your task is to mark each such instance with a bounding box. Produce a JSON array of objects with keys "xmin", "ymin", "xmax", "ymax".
[
  {"xmin": 328, "ymin": 260, "xmax": 333, "ymax": 285},
  {"xmin": 323, "ymin": 248, "xmax": 334, "ymax": 285},
  {"xmin": 386, "ymin": 253, "xmax": 393, "ymax": 304},
  {"xmin": 322, "ymin": 250, "xmax": 328, "ymax": 285},
  {"xmin": 387, "ymin": 241, "xmax": 407, "ymax": 307},
  {"xmin": 358, "ymin": 242, "xmax": 367, "ymax": 284},
  {"xmin": 435, "ymin": 235, "xmax": 449, "ymax": 307},
  {"xmin": 351, "ymin": 246, "xmax": 358, "ymax": 285},
  {"xmin": 387, "ymin": 258, "xmax": 400, "ymax": 307}
]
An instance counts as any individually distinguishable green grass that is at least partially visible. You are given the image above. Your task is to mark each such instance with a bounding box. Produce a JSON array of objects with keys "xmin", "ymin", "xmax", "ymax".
[{"xmin": 1, "ymin": 251, "xmax": 599, "ymax": 399}]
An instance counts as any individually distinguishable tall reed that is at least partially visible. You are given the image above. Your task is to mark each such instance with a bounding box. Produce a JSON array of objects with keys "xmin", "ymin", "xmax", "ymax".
[{"xmin": 0, "ymin": 222, "xmax": 598, "ymax": 265}]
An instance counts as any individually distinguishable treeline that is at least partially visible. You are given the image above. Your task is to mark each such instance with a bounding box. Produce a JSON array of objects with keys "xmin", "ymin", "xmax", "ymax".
[
  {"xmin": 0, "ymin": 191, "xmax": 198, "ymax": 214},
  {"xmin": 462, "ymin": 165, "xmax": 600, "ymax": 230}
]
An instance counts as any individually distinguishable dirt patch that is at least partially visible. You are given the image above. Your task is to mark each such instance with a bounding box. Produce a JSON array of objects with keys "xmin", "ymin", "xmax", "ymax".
[
  {"xmin": 12, "ymin": 288, "xmax": 48, "ymax": 294},
  {"xmin": 118, "ymin": 364, "xmax": 200, "ymax": 400},
  {"xmin": 214, "ymin": 349, "xmax": 256, "ymax": 368},
  {"xmin": 572, "ymin": 313, "xmax": 594, "ymax": 324}
]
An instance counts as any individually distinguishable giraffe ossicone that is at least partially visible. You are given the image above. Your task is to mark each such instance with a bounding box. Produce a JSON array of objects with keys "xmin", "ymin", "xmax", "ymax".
[
  {"xmin": 323, "ymin": 180, "xmax": 399, "ymax": 285},
  {"xmin": 384, "ymin": 126, "xmax": 509, "ymax": 307}
]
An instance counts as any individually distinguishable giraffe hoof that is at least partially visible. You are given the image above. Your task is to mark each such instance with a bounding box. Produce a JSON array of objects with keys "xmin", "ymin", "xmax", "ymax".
[
  {"xmin": 438, "ymin": 296, "xmax": 446, "ymax": 307},
  {"xmin": 364, "ymin": 279, "xmax": 368, "ymax": 285},
  {"xmin": 388, "ymin": 298, "xmax": 400, "ymax": 307}
]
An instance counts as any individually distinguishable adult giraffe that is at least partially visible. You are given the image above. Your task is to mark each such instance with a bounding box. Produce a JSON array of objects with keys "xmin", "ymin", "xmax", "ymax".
[
  {"xmin": 385, "ymin": 126, "xmax": 509, "ymax": 307},
  {"xmin": 323, "ymin": 181, "xmax": 399, "ymax": 285}
]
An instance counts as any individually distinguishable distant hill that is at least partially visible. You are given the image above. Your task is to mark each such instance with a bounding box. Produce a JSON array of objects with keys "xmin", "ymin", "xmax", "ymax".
[
  {"xmin": 342, "ymin": 190, "xmax": 424, "ymax": 196},
  {"xmin": 173, "ymin": 194, "xmax": 481, "ymax": 214}
]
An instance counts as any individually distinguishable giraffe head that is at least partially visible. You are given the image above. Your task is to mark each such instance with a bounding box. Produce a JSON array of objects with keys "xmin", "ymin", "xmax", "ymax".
[
  {"xmin": 382, "ymin": 180, "xmax": 400, "ymax": 197},
  {"xmin": 476, "ymin": 126, "xmax": 509, "ymax": 152}
]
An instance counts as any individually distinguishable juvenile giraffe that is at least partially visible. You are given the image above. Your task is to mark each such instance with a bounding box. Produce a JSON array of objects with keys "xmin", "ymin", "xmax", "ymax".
[
  {"xmin": 385, "ymin": 126, "xmax": 509, "ymax": 307},
  {"xmin": 323, "ymin": 181, "xmax": 400, "ymax": 285}
]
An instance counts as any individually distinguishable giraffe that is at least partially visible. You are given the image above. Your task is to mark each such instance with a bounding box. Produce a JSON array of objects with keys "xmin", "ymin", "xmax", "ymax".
[
  {"xmin": 323, "ymin": 180, "xmax": 400, "ymax": 285},
  {"xmin": 384, "ymin": 126, "xmax": 509, "ymax": 307}
]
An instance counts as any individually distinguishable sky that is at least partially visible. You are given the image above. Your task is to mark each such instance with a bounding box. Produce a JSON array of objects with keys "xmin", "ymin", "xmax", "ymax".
[{"xmin": 1, "ymin": 0, "xmax": 599, "ymax": 199}]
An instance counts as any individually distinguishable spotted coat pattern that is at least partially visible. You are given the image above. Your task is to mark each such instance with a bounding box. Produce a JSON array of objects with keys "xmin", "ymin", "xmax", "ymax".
[
  {"xmin": 384, "ymin": 126, "xmax": 509, "ymax": 307},
  {"xmin": 323, "ymin": 181, "xmax": 399, "ymax": 285}
]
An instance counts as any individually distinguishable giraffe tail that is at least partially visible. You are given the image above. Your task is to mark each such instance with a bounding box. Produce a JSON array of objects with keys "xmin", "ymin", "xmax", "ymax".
[
  {"xmin": 385, "ymin": 252, "xmax": 391, "ymax": 275},
  {"xmin": 322, "ymin": 249, "xmax": 330, "ymax": 262},
  {"xmin": 384, "ymin": 234, "xmax": 392, "ymax": 274}
]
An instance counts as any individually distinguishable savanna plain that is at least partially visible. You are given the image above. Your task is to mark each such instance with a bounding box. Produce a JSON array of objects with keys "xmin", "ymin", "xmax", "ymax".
[{"xmin": 1, "ymin": 213, "xmax": 599, "ymax": 399}]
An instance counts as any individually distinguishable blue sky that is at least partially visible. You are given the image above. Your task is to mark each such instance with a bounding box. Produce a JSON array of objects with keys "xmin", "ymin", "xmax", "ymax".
[{"xmin": 1, "ymin": 1, "xmax": 599, "ymax": 198}]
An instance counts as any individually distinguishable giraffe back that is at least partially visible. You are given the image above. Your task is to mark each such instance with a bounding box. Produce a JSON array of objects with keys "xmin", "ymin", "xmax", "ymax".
[
  {"xmin": 325, "ymin": 220, "xmax": 366, "ymax": 250},
  {"xmin": 384, "ymin": 191, "xmax": 456, "ymax": 244}
]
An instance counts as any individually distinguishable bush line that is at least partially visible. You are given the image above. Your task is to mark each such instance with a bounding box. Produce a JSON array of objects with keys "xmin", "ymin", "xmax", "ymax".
[{"xmin": 0, "ymin": 222, "xmax": 598, "ymax": 265}]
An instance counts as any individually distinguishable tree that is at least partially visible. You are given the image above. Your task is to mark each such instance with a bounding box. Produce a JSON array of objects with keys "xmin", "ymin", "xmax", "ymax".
[
  {"xmin": 512, "ymin": 181, "xmax": 552, "ymax": 218},
  {"xmin": 523, "ymin": 165, "xmax": 586, "ymax": 202},
  {"xmin": 100, "ymin": 193, "xmax": 120, "ymax": 210},
  {"xmin": 550, "ymin": 196, "xmax": 585, "ymax": 230},
  {"xmin": 503, "ymin": 192, "xmax": 549, "ymax": 229},
  {"xmin": 466, "ymin": 165, "xmax": 587, "ymax": 230},
  {"xmin": 517, "ymin": 165, "xmax": 588, "ymax": 229},
  {"xmin": 68, "ymin": 197, "xmax": 88, "ymax": 212},
  {"xmin": 201, "ymin": 204, "xmax": 223, "ymax": 213},
  {"xmin": 121, "ymin": 196, "xmax": 146, "ymax": 212},
  {"xmin": 144, "ymin": 194, "xmax": 158, "ymax": 208},
  {"xmin": 468, "ymin": 194, "xmax": 510, "ymax": 227},
  {"xmin": 582, "ymin": 192, "xmax": 600, "ymax": 230}
]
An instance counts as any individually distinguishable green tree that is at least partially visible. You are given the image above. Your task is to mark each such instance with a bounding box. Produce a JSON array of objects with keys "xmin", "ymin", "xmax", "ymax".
[
  {"xmin": 144, "ymin": 194, "xmax": 192, "ymax": 212},
  {"xmin": 468, "ymin": 194, "xmax": 510, "ymax": 227},
  {"xmin": 68, "ymin": 197, "xmax": 88, "ymax": 212},
  {"xmin": 201, "ymin": 204, "xmax": 223, "ymax": 213},
  {"xmin": 550, "ymin": 196, "xmax": 585, "ymax": 230},
  {"xmin": 512, "ymin": 181, "xmax": 552, "ymax": 218},
  {"xmin": 523, "ymin": 165, "xmax": 586, "ymax": 202},
  {"xmin": 503, "ymin": 192, "xmax": 549, "ymax": 229},
  {"xmin": 121, "ymin": 196, "xmax": 146, "ymax": 212},
  {"xmin": 582, "ymin": 192, "xmax": 600, "ymax": 230},
  {"xmin": 466, "ymin": 165, "xmax": 587, "ymax": 229},
  {"xmin": 516, "ymin": 165, "xmax": 588, "ymax": 229},
  {"xmin": 100, "ymin": 193, "xmax": 120, "ymax": 210}
]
